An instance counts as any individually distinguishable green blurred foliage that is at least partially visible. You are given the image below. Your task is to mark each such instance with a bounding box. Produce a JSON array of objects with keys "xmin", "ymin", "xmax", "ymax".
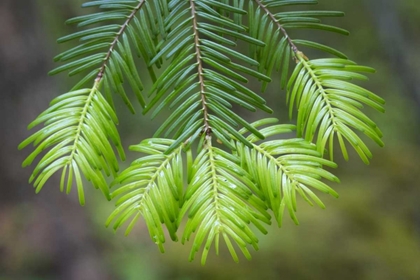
[{"xmin": 1, "ymin": 0, "xmax": 419, "ymax": 279}]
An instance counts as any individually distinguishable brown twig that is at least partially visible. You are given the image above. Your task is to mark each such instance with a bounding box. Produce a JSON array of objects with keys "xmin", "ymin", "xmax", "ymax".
[
  {"xmin": 95, "ymin": 0, "xmax": 146, "ymax": 82},
  {"xmin": 254, "ymin": 0, "xmax": 300, "ymax": 54},
  {"xmin": 190, "ymin": 0, "xmax": 211, "ymax": 136}
]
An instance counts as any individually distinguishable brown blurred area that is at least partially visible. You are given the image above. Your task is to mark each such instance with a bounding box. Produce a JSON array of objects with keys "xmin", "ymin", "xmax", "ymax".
[{"xmin": 0, "ymin": 0, "xmax": 419, "ymax": 279}]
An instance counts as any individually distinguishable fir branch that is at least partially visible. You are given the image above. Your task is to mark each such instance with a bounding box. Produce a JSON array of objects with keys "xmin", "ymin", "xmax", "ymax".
[
  {"xmin": 95, "ymin": 0, "xmax": 145, "ymax": 82},
  {"xmin": 254, "ymin": 0, "xmax": 299, "ymax": 53},
  {"xmin": 235, "ymin": 119, "xmax": 339, "ymax": 226},
  {"xmin": 19, "ymin": 0, "xmax": 387, "ymax": 264},
  {"xmin": 287, "ymin": 55, "xmax": 385, "ymax": 163},
  {"xmin": 107, "ymin": 138, "xmax": 184, "ymax": 251},
  {"xmin": 249, "ymin": 0, "xmax": 383, "ymax": 162},
  {"xmin": 190, "ymin": 0, "xmax": 211, "ymax": 136},
  {"xmin": 180, "ymin": 135, "xmax": 271, "ymax": 264}
]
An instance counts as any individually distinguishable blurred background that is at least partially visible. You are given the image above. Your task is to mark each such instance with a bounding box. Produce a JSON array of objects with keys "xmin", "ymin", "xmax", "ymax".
[{"xmin": 1, "ymin": 0, "xmax": 419, "ymax": 279}]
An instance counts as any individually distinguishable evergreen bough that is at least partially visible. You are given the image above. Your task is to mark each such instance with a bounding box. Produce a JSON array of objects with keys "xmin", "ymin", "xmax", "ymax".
[{"xmin": 19, "ymin": 0, "xmax": 385, "ymax": 264}]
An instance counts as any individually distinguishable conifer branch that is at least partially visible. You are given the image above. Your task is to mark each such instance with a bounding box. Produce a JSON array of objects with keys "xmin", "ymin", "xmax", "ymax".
[
  {"xmin": 295, "ymin": 52, "xmax": 340, "ymax": 136},
  {"xmin": 19, "ymin": 0, "xmax": 386, "ymax": 264},
  {"xmin": 96, "ymin": 0, "xmax": 146, "ymax": 82},
  {"xmin": 190, "ymin": 0, "xmax": 211, "ymax": 136},
  {"xmin": 254, "ymin": 0, "xmax": 299, "ymax": 53}
]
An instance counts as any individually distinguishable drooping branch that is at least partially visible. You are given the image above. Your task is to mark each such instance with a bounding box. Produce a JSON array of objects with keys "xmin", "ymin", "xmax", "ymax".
[
  {"xmin": 65, "ymin": 2, "xmax": 148, "ymax": 176},
  {"xmin": 295, "ymin": 52, "xmax": 339, "ymax": 135}
]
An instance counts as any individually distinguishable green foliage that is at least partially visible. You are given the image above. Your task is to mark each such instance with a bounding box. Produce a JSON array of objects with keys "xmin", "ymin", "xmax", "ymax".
[
  {"xmin": 107, "ymin": 138, "xmax": 184, "ymax": 252},
  {"xmin": 181, "ymin": 137, "xmax": 271, "ymax": 264},
  {"xmin": 235, "ymin": 119, "xmax": 340, "ymax": 226},
  {"xmin": 19, "ymin": 0, "xmax": 385, "ymax": 264},
  {"xmin": 18, "ymin": 85, "xmax": 124, "ymax": 204},
  {"xmin": 287, "ymin": 55, "xmax": 385, "ymax": 164}
]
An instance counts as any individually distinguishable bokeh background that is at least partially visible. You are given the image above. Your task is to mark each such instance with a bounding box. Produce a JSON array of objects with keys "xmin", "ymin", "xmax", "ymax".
[{"xmin": 1, "ymin": 0, "xmax": 419, "ymax": 279}]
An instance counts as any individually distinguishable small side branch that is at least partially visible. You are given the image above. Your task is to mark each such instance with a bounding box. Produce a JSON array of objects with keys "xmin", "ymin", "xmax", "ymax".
[
  {"xmin": 95, "ymin": 0, "xmax": 146, "ymax": 82},
  {"xmin": 190, "ymin": 0, "xmax": 211, "ymax": 136},
  {"xmin": 254, "ymin": 0, "xmax": 299, "ymax": 53}
]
